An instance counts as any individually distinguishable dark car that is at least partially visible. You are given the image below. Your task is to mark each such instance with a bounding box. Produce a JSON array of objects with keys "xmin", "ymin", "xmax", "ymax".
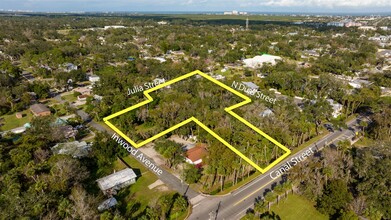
[{"xmin": 324, "ymin": 124, "xmax": 334, "ymax": 132}]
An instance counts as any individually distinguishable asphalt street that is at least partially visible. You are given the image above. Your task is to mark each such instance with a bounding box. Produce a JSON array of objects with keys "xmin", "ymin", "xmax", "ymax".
[{"xmin": 188, "ymin": 117, "xmax": 359, "ymax": 220}]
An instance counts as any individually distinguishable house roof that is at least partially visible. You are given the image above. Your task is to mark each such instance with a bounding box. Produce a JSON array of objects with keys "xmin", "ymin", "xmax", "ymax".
[
  {"xmin": 242, "ymin": 82, "xmax": 259, "ymax": 90},
  {"xmin": 186, "ymin": 144, "xmax": 207, "ymax": 162},
  {"xmin": 243, "ymin": 54, "xmax": 282, "ymax": 68},
  {"xmin": 52, "ymin": 141, "xmax": 90, "ymax": 158},
  {"xmin": 98, "ymin": 197, "xmax": 118, "ymax": 211},
  {"xmin": 30, "ymin": 104, "xmax": 50, "ymax": 114},
  {"xmin": 96, "ymin": 168, "xmax": 137, "ymax": 191}
]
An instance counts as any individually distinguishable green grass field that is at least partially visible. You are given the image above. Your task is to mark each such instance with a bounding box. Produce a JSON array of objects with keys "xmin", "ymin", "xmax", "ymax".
[
  {"xmin": 0, "ymin": 110, "xmax": 33, "ymax": 131},
  {"xmin": 61, "ymin": 93, "xmax": 77, "ymax": 103},
  {"xmin": 119, "ymin": 156, "xmax": 170, "ymax": 217},
  {"xmin": 271, "ymin": 194, "xmax": 328, "ymax": 220}
]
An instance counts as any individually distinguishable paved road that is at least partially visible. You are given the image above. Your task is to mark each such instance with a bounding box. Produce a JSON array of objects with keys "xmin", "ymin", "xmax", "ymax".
[{"xmin": 188, "ymin": 117, "xmax": 360, "ymax": 220}]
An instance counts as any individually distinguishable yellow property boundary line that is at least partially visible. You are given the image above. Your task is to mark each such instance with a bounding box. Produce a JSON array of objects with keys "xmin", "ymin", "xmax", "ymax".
[{"xmin": 103, "ymin": 70, "xmax": 291, "ymax": 173}]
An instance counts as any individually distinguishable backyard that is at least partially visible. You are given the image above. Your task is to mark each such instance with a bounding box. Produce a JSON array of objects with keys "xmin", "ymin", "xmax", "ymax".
[
  {"xmin": 270, "ymin": 194, "xmax": 328, "ymax": 220},
  {"xmin": 0, "ymin": 109, "xmax": 33, "ymax": 131}
]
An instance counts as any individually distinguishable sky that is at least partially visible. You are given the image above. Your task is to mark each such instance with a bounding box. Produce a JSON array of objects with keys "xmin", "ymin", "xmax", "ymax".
[{"xmin": 1, "ymin": 0, "xmax": 391, "ymax": 13}]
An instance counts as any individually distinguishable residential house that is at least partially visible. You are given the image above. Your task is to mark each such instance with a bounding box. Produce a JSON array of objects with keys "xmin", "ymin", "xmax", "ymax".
[
  {"xmin": 377, "ymin": 50, "xmax": 391, "ymax": 58},
  {"xmin": 327, "ymin": 99, "xmax": 343, "ymax": 118},
  {"xmin": 212, "ymin": 74, "xmax": 225, "ymax": 80},
  {"xmin": 97, "ymin": 168, "xmax": 137, "ymax": 195},
  {"xmin": 58, "ymin": 125, "xmax": 78, "ymax": 139},
  {"xmin": 302, "ymin": 49, "xmax": 320, "ymax": 57},
  {"xmin": 73, "ymin": 86, "xmax": 91, "ymax": 95},
  {"xmin": 348, "ymin": 79, "xmax": 373, "ymax": 89},
  {"xmin": 51, "ymin": 141, "xmax": 91, "ymax": 158},
  {"xmin": 185, "ymin": 143, "xmax": 207, "ymax": 166},
  {"xmin": 77, "ymin": 94, "xmax": 89, "ymax": 101},
  {"xmin": 242, "ymin": 81, "xmax": 259, "ymax": 90},
  {"xmin": 30, "ymin": 104, "xmax": 51, "ymax": 117}
]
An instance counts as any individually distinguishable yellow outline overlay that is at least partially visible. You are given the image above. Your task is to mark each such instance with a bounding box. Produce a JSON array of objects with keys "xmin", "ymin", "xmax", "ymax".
[{"xmin": 103, "ymin": 70, "xmax": 291, "ymax": 173}]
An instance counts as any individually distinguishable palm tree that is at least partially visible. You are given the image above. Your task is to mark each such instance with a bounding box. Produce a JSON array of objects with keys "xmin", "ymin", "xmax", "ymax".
[
  {"xmin": 254, "ymin": 199, "xmax": 268, "ymax": 216},
  {"xmin": 282, "ymin": 181, "xmax": 292, "ymax": 198},
  {"xmin": 273, "ymin": 185, "xmax": 285, "ymax": 204},
  {"xmin": 264, "ymin": 191, "xmax": 277, "ymax": 210}
]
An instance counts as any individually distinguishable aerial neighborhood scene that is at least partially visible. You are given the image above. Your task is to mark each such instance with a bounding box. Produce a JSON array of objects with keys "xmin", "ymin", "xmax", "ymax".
[{"xmin": 0, "ymin": 0, "xmax": 390, "ymax": 219}]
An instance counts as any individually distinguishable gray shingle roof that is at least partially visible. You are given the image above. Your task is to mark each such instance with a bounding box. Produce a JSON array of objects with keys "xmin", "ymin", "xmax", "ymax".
[{"xmin": 30, "ymin": 104, "xmax": 50, "ymax": 114}]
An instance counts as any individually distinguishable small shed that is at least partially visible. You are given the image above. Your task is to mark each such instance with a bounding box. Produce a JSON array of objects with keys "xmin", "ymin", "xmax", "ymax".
[{"xmin": 98, "ymin": 197, "xmax": 118, "ymax": 211}]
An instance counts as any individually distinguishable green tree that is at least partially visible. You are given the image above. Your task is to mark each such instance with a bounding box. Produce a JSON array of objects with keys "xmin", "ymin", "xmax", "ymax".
[
  {"xmin": 264, "ymin": 191, "xmax": 277, "ymax": 210},
  {"xmin": 317, "ymin": 179, "xmax": 353, "ymax": 217},
  {"xmin": 182, "ymin": 164, "xmax": 201, "ymax": 184}
]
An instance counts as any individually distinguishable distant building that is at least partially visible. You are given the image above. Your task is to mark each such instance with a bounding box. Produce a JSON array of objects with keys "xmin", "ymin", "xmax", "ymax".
[
  {"xmin": 52, "ymin": 141, "xmax": 91, "ymax": 158},
  {"xmin": 97, "ymin": 168, "xmax": 137, "ymax": 195},
  {"xmin": 157, "ymin": 21, "xmax": 168, "ymax": 25},
  {"xmin": 185, "ymin": 144, "xmax": 207, "ymax": 166},
  {"xmin": 369, "ymin": 35, "xmax": 390, "ymax": 42},
  {"xmin": 327, "ymin": 22, "xmax": 344, "ymax": 27},
  {"xmin": 358, "ymin": 26, "xmax": 376, "ymax": 31},
  {"xmin": 212, "ymin": 74, "xmax": 225, "ymax": 80},
  {"xmin": 104, "ymin": 25, "xmax": 126, "ymax": 30},
  {"xmin": 30, "ymin": 104, "xmax": 51, "ymax": 117},
  {"xmin": 89, "ymin": 75, "xmax": 100, "ymax": 83},
  {"xmin": 63, "ymin": 63, "xmax": 78, "ymax": 72},
  {"xmin": 345, "ymin": 22, "xmax": 362, "ymax": 27},
  {"xmin": 243, "ymin": 54, "xmax": 282, "ymax": 68},
  {"xmin": 259, "ymin": 108, "xmax": 274, "ymax": 117},
  {"xmin": 223, "ymin": 10, "xmax": 247, "ymax": 15},
  {"xmin": 302, "ymin": 49, "xmax": 320, "ymax": 57}
]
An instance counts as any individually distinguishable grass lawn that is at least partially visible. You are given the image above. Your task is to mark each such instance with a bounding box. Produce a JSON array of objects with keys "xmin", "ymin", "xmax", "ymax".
[
  {"xmin": 0, "ymin": 110, "xmax": 33, "ymax": 131},
  {"xmin": 61, "ymin": 93, "xmax": 77, "ymax": 103},
  {"xmin": 353, "ymin": 137, "xmax": 375, "ymax": 148},
  {"xmin": 271, "ymin": 194, "xmax": 328, "ymax": 220},
  {"xmin": 118, "ymin": 156, "xmax": 172, "ymax": 217}
]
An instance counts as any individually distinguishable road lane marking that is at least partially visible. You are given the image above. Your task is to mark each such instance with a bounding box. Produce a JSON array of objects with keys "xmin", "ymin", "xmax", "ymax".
[
  {"xmin": 234, "ymin": 203, "xmax": 254, "ymax": 217},
  {"xmin": 233, "ymin": 178, "xmax": 276, "ymax": 206}
]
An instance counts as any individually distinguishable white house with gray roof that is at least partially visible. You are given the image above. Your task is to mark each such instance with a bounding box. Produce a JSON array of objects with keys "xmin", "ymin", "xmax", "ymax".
[{"xmin": 97, "ymin": 168, "xmax": 137, "ymax": 195}]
